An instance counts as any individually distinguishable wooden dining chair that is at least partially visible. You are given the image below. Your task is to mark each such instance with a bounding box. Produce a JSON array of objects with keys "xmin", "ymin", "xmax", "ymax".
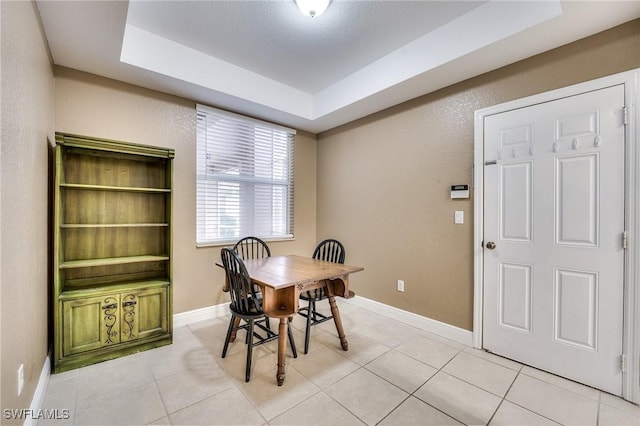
[
  {"xmin": 232, "ymin": 236, "xmax": 271, "ymax": 332},
  {"xmin": 298, "ymin": 239, "xmax": 346, "ymax": 354},
  {"xmin": 233, "ymin": 236, "xmax": 271, "ymax": 260},
  {"xmin": 220, "ymin": 248, "xmax": 297, "ymax": 382}
]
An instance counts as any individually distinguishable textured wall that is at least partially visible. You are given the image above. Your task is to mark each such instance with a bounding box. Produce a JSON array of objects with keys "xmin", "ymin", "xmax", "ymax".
[
  {"xmin": 317, "ymin": 19, "xmax": 640, "ymax": 331},
  {"xmin": 1, "ymin": 1, "xmax": 55, "ymax": 420},
  {"xmin": 53, "ymin": 67, "xmax": 318, "ymax": 314},
  {"xmin": 2, "ymin": 7, "xmax": 637, "ymax": 419}
]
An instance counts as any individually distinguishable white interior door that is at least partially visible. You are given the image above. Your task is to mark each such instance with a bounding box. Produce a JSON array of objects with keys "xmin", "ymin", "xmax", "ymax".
[{"xmin": 482, "ymin": 85, "xmax": 626, "ymax": 395}]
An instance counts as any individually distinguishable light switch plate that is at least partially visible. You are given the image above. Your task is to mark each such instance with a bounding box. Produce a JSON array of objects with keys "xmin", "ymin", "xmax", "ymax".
[{"xmin": 454, "ymin": 211, "xmax": 464, "ymax": 224}]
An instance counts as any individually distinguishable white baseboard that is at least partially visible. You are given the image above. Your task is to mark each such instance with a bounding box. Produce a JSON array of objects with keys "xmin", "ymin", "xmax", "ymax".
[
  {"xmin": 172, "ymin": 297, "xmax": 473, "ymax": 347},
  {"xmin": 173, "ymin": 303, "xmax": 228, "ymax": 328},
  {"xmin": 343, "ymin": 295, "xmax": 473, "ymax": 346},
  {"xmin": 25, "ymin": 351, "xmax": 52, "ymax": 426}
]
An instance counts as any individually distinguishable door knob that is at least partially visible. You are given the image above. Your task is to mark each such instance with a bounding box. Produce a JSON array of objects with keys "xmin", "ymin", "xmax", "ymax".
[{"xmin": 486, "ymin": 241, "xmax": 496, "ymax": 250}]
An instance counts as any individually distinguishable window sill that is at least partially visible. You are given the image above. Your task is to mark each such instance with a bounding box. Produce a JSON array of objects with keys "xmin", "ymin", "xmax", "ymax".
[{"xmin": 196, "ymin": 235, "xmax": 295, "ymax": 248}]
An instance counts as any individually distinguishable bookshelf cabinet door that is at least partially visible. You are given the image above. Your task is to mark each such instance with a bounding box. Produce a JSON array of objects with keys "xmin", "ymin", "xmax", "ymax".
[
  {"xmin": 120, "ymin": 287, "xmax": 169, "ymax": 342},
  {"xmin": 62, "ymin": 295, "xmax": 121, "ymax": 356}
]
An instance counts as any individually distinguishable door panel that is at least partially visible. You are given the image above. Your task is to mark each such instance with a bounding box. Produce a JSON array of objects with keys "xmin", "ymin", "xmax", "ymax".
[
  {"xmin": 553, "ymin": 268, "xmax": 598, "ymax": 350},
  {"xmin": 499, "ymin": 262, "xmax": 532, "ymax": 333},
  {"xmin": 483, "ymin": 85, "xmax": 625, "ymax": 395},
  {"xmin": 500, "ymin": 161, "xmax": 533, "ymax": 242},
  {"xmin": 119, "ymin": 287, "xmax": 169, "ymax": 342},
  {"xmin": 555, "ymin": 154, "xmax": 599, "ymax": 246},
  {"xmin": 134, "ymin": 287, "xmax": 169, "ymax": 340},
  {"xmin": 62, "ymin": 295, "xmax": 120, "ymax": 356}
]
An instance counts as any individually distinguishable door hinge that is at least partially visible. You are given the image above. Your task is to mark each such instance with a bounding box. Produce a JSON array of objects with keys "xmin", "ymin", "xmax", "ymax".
[
  {"xmin": 620, "ymin": 354, "xmax": 627, "ymax": 373},
  {"xmin": 623, "ymin": 106, "xmax": 628, "ymax": 126},
  {"xmin": 623, "ymin": 231, "xmax": 628, "ymax": 249}
]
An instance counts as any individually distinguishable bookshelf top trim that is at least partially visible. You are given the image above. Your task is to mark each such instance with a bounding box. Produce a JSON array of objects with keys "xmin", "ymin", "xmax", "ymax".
[{"xmin": 55, "ymin": 132, "xmax": 175, "ymax": 159}]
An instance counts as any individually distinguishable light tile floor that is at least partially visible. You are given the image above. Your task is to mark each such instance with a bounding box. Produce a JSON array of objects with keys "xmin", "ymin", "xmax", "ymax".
[{"xmin": 40, "ymin": 300, "xmax": 640, "ymax": 425}]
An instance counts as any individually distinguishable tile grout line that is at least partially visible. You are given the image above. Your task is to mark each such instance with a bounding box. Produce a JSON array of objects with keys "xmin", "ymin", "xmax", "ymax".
[
  {"xmin": 373, "ymin": 392, "xmax": 413, "ymax": 426},
  {"xmin": 502, "ymin": 369, "xmax": 573, "ymax": 426},
  {"xmin": 290, "ymin": 335, "xmax": 433, "ymax": 426},
  {"xmin": 151, "ymin": 367, "xmax": 171, "ymax": 424},
  {"xmin": 153, "ymin": 326, "xmax": 267, "ymax": 425},
  {"xmin": 393, "ymin": 347, "xmax": 470, "ymax": 425},
  {"xmin": 485, "ymin": 363, "xmax": 522, "ymax": 426},
  {"xmin": 596, "ymin": 390, "xmax": 601, "ymax": 426},
  {"xmin": 263, "ymin": 383, "xmax": 323, "ymax": 425},
  {"xmin": 303, "ymin": 364, "xmax": 374, "ymax": 426},
  {"xmin": 360, "ymin": 344, "xmax": 512, "ymax": 425}
]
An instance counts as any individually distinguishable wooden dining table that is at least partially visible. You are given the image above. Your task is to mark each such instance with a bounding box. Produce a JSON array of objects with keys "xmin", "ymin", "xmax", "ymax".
[{"xmin": 221, "ymin": 254, "xmax": 364, "ymax": 386}]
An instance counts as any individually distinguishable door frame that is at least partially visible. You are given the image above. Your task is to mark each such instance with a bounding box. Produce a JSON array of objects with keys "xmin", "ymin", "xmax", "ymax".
[{"xmin": 473, "ymin": 69, "xmax": 640, "ymax": 403}]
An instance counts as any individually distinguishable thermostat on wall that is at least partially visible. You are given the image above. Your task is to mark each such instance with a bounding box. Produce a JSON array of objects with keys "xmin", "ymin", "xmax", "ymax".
[{"xmin": 451, "ymin": 184, "xmax": 469, "ymax": 199}]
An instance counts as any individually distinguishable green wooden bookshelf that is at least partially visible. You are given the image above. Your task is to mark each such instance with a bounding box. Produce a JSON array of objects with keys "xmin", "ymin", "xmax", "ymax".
[{"xmin": 52, "ymin": 132, "xmax": 174, "ymax": 373}]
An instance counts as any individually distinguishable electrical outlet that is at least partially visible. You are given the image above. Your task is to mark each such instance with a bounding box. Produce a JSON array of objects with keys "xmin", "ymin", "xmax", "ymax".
[
  {"xmin": 17, "ymin": 364, "xmax": 24, "ymax": 396},
  {"xmin": 397, "ymin": 279, "xmax": 405, "ymax": 292}
]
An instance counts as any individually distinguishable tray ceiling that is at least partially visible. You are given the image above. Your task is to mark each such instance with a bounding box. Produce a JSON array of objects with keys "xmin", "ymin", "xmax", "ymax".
[{"xmin": 37, "ymin": 1, "xmax": 640, "ymax": 133}]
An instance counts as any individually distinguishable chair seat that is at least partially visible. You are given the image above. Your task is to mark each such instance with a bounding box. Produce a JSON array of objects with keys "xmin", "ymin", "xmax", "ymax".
[
  {"xmin": 300, "ymin": 288, "xmax": 328, "ymax": 301},
  {"xmin": 229, "ymin": 304, "xmax": 265, "ymax": 319},
  {"xmin": 297, "ymin": 304, "xmax": 333, "ymax": 325}
]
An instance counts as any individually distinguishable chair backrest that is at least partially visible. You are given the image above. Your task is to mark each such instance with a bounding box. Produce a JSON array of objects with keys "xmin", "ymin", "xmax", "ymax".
[
  {"xmin": 220, "ymin": 248, "xmax": 262, "ymax": 315},
  {"xmin": 312, "ymin": 239, "xmax": 345, "ymax": 264},
  {"xmin": 233, "ymin": 236, "xmax": 271, "ymax": 260}
]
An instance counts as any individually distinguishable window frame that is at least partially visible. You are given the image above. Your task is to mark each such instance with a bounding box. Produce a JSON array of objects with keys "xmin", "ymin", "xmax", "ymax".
[{"xmin": 195, "ymin": 104, "xmax": 295, "ymax": 247}]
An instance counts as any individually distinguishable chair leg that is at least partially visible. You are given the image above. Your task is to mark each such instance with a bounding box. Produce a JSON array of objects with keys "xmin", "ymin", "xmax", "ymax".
[
  {"xmin": 230, "ymin": 316, "xmax": 241, "ymax": 342},
  {"xmin": 287, "ymin": 317, "xmax": 298, "ymax": 358},
  {"xmin": 222, "ymin": 315, "xmax": 236, "ymax": 358},
  {"xmin": 245, "ymin": 319, "xmax": 254, "ymax": 382},
  {"xmin": 304, "ymin": 299, "xmax": 313, "ymax": 354}
]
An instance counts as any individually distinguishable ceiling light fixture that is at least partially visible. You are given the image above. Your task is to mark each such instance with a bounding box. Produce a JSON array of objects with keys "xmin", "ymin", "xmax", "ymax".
[{"xmin": 295, "ymin": 0, "xmax": 331, "ymax": 18}]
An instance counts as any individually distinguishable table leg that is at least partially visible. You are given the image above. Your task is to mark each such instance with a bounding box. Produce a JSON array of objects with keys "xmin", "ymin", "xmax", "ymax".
[
  {"xmin": 327, "ymin": 294, "xmax": 349, "ymax": 351},
  {"xmin": 276, "ymin": 317, "xmax": 287, "ymax": 386}
]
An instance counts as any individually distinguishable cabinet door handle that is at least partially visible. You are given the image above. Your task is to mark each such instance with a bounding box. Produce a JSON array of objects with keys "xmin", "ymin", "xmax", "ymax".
[
  {"xmin": 122, "ymin": 301, "xmax": 137, "ymax": 307},
  {"xmin": 102, "ymin": 303, "xmax": 118, "ymax": 310}
]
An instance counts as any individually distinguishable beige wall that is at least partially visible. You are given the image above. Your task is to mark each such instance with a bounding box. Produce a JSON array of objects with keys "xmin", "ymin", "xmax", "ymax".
[
  {"xmin": 317, "ymin": 19, "xmax": 640, "ymax": 331},
  {"xmin": 1, "ymin": 1, "xmax": 55, "ymax": 420},
  {"xmin": 54, "ymin": 68, "xmax": 318, "ymax": 314},
  {"xmin": 1, "ymin": 3, "xmax": 637, "ymax": 415}
]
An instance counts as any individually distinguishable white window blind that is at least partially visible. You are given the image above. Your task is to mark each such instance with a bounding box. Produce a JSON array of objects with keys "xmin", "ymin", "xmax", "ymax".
[{"xmin": 196, "ymin": 104, "xmax": 295, "ymax": 246}]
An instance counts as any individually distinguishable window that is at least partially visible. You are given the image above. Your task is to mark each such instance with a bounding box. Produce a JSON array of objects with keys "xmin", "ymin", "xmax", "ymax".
[{"xmin": 196, "ymin": 104, "xmax": 295, "ymax": 246}]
